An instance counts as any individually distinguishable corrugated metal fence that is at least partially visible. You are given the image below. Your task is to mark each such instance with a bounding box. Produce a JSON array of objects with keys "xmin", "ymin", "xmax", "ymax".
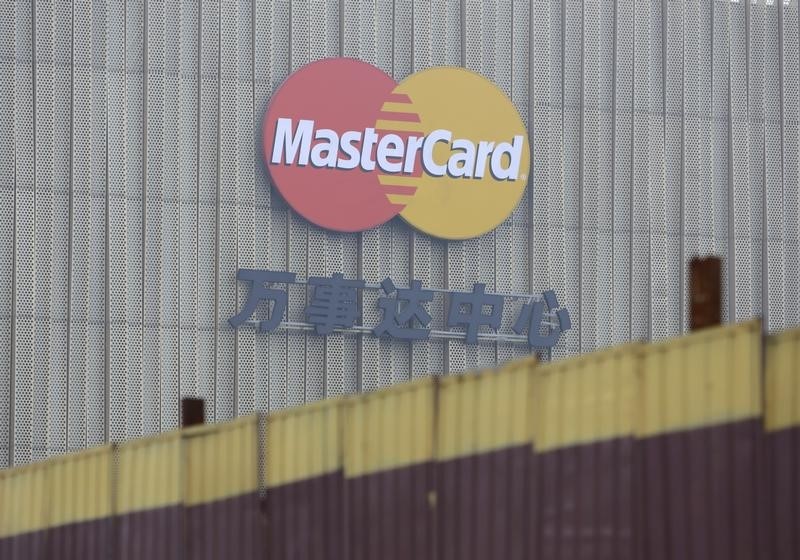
[{"xmin": 1, "ymin": 319, "xmax": 798, "ymax": 559}]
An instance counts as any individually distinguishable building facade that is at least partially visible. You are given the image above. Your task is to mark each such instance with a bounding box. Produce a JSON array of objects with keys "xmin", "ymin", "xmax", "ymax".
[{"xmin": 2, "ymin": 0, "xmax": 799, "ymax": 466}]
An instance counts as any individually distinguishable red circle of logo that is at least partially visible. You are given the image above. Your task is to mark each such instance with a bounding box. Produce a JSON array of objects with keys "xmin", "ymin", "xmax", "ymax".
[{"xmin": 263, "ymin": 58, "xmax": 403, "ymax": 232}]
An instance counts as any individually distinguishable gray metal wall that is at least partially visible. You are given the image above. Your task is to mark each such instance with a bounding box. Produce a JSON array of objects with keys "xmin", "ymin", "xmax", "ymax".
[{"xmin": 1, "ymin": 0, "xmax": 798, "ymax": 467}]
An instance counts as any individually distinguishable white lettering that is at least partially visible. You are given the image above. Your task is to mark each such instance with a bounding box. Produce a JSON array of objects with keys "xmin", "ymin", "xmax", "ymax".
[
  {"xmin": 403, "ymin": 136, "xmax": 424, "ymax": 174},
  {"xmin": 377, "ymin": 134, "xmax": 405, "ymax": 173},
  {"xmin": 447, "ymin": 139, "xmax": 477, "ymax": 178},
  {"xmin": 489, "ymin": 135, "xmax": 524, "ymax": 180},
  {"xmin": 338, "ymin": 130, "xmax": 362, "ymax": 169},
  {"xmin": 310, "ymin": 129, "xmax": 340, "ymax": 168},
  {"xmin": 360, "ymin": 128, "xmax": 379, "ymax": 171},
  {"xmin": 268, "ymin": 119, "xmax": 526, "ymax": 182},
  {"xmin": 271, "ymin": 118, "xmax": 313, "ymax": 166},
  {"xmin": 474, "ymin": 141, "xmax": 495, "ymax": 179},
  {"xmin": 422, "ymin": 129, "xmax": 451, "ymax": 177}
]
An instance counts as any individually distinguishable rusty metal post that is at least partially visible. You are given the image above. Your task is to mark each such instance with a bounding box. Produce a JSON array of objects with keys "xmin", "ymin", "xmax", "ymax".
[
  {"xmin": 181, "ymin": 398, "xmax": 205, "ymax": 428},
  {"xmin": 689, "ymin": 256, "xmax": 721, "ymax": 331}
]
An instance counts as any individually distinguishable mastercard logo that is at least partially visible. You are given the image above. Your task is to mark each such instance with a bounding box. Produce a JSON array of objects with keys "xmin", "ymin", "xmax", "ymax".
[{"xmin": 263, "ymin": 58, "xmax": 530, "ymax": 240}]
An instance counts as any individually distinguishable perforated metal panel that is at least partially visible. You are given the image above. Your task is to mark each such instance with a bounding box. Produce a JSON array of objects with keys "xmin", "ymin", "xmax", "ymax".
[
  {"xmin": 662, "ymin": 0, "xmax": 682, "ymax": 341},
  {"xmin": 164, "ymin": 1, "xmax": 182, "ymax": 433},
  {"xmin": 782, "ymin": 3, "xmax": 800, "ymax": 328},
  {"xmin": 51, "ymin": 0, "xmax": 72, "ymax": 458},
  {"xmin": 32, "ymin": 0, "xmax": 54, "ymax": 463},
  {"xmin": 613, "ymin": 0, "xmax": 633, "ymax": 346},
  {"xmin": 12, "ymin": 0, "xmax": 35, "ymax": 465},
  {"xmin": 748, "ymin": 0, "xmax": 766, "ymax": 325},
  {"xmin": 217, "ymin": 0, "xmax": 237, "ymax": 422},
  {"xmin": 730, "ymin": 0, "xmax": 752, "ymax": 323},
  {"xmin": 197, "ymin": 0, "xmax": 219, "ymax": 422},
  {"xmin": 764, "ymin": 2, "xmax": 785, "ymax": 332},
  {"xmin": 714, "ymin": 0, "xmax": 731, "ymax": 325},
  {"xmin": 561, "ymin": 0, "xmax": 581, "ymax": 361},
  {"xmin": 645, "ymin": 0, "xmax": 667, "ymax": 342},
  {"xmin": 510, "ymin": 0, "xmax": 530, "ymax": 363},
  {"xmin": 125, "ymin": 0, "xmax": 146, "ymax": 441},
  {"xmin": 632, "ymin": 0, "xmax": 651, "ymax": 344},
  {"xmin": 107, "ymin": 0, "xmax": 128, "ymax": 446},
  {"xmin": 0, "ymin": 0, "xmax": 14, "ymax": 470},
  {"xmin": 69, "ymin": 0, "xmax": 91, "ymax": 452},
  {"xmin": 88, "ymin": 0, "xmax": 108, "ymax": 448},
  {"xmin": 235, "ymin": 0, "xmax": 256, "ymax": 417},
  {"xmin": 4, "ymin": 0, "xmax": 800, "ymax": 466}
]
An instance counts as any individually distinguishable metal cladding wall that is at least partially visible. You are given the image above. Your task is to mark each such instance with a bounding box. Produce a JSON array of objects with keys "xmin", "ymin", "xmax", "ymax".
[
  {"xmin": 2, "ymin": 0, "xmax": 800, "ymax": 466},
  {"xmin": 1, "ymin": 320, "xmax": 799, "ymax": 559}
]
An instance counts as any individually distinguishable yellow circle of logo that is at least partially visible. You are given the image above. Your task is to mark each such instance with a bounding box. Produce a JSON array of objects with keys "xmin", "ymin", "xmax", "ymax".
[{"xmin": 382, "ymin": 67, "xmax": 530, "ymax": 239}]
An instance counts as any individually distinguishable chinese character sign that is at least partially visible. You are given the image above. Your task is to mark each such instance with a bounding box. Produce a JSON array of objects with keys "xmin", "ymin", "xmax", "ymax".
[
  {"xmin": 305, "ymin": 273, "xmax": 364, "ymax": 334},
  {"xmin": 230, "ymin": 269, "xmax": 571, "ymax": 349},
  {"xmin": 374, "ymin": 278, "xmax": 435, "ymax": 341}
]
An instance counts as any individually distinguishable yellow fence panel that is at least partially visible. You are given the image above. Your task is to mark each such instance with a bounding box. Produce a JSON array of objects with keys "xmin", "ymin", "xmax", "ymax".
[
  {"xmin": 267, "ymin": 398, "xmax": 343, "ymax": 487},
  {"xmin": 436, "ymin": 358, "xmax": 535, "ymax": 461},
  {"xmin": 0, "ymin": 460, "xmax": 49, "ymax": 538},
  {"xmin": 765, "ymin": 326, "xmax": 800, "ymax": 432},
  {"xmin": 117, "ymin": 430, "xmax": 182, "ymax": 514},
  {"xmin": 638, "ymin": 320, "xmax": 762, "ymax": 437},
  {"xmin": 49, "ymin": 445, "xmax": 113, "ymax": 529},
  {"xmin": 345, "ymin": 377, "xmax": 436, "ymax": 477},
  {"xmin": 531, "ymin": 344, "xmax": 640, "ymax": 452},
  {"xmin": 0, "ymin": 470, "xmax": 4, "ymax": 536},
  {"xmin": 184, "ymin": 415, "xmax": 259, "ymax": 506}
]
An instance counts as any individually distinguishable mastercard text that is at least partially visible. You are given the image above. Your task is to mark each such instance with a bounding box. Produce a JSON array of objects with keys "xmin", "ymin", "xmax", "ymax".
[{"xmin": 270, "ymin": 117, "xmax": 526, "ymax": 181}]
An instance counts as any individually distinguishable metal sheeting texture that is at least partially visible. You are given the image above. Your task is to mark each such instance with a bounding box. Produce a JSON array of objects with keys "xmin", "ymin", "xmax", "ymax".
[
  {"xmin": 0, "ymin": 415, "xmax": 264, "ymax": 560},
  {"xmin": 2, "ymin": 320, "xmax": 798, "ymax": 560},
  {"xmin": 1, "ymin": 0, "xmax": 799, "ymax": 471},
  {"xmin": 636, "ymin": 322, "xmax": 763, "ymax": 560},
  {"xmin": 764, "ymin": 328, "xmax": 800, "ymax": 560},
  {"xmin": 0, "ymin": 446, "xmax": 113, "ymax": 560}
]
